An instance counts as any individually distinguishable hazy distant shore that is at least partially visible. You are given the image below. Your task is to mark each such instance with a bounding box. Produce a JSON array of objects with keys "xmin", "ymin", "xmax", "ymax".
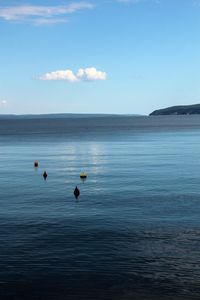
[{"xmin": 0, "ymin": 113, "xmax": 142, "ymax": 120}]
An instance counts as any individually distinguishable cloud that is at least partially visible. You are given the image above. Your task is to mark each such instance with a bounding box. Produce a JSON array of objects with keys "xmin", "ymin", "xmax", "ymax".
[
  {"xmin": 33, "ymin": 18, "xmax": 68, "ymax": 26},
  {"xmin": 0, "ymin": 2, "xmax": 94, "ymax": 24},
  {"xmin": 39, "ymin": 67, "xmax": 107, "ymax": 82},
  {"xmin": 40, "ymin": 70, "xmax": 78, "ymax": 82},
  {"xmin": 76, "ymin": 67, "xmax": 107, "ymax": 81},
  {"xmin": 0, "ymin": 100, "xmax": 7, "ymax": 107}
]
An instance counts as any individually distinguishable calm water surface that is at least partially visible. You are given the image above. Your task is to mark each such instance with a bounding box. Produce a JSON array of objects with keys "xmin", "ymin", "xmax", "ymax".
[{"xmin": 0, "ymin": 115, "xmax": 200, "ymax": 299}]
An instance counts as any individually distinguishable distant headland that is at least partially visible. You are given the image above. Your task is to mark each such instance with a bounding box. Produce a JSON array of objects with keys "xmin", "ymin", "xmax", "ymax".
[{"xmin": 150, "ymin": 104, "xmax": 200, "ymax": 116}]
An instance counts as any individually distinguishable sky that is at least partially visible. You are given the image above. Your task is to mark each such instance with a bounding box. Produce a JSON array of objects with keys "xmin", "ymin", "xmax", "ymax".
[{"xmin": 1, "ymin": 0, "xmax": 200, "ymax": 115}]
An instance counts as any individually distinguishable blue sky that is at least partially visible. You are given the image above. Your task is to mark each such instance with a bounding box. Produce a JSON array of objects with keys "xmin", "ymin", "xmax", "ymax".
[{"xmin": 1, "ymin": 0, "xmax": 200, "ymax": 115}]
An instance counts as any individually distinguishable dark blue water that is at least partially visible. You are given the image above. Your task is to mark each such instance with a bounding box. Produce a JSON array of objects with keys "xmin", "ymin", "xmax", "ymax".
[{"xmin": 0, "ymin": 115, "xmax": 200, "ymax": 299}]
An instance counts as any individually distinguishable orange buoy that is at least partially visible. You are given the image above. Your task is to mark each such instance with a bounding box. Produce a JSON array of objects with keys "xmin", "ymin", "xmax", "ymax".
[
  {"xmin": 43, "ymin": 171, "xmax": 48, "ymax": 180},
  {"xmin": 74, "ymin": 186, "xmax": 80, "ymax": 198}
]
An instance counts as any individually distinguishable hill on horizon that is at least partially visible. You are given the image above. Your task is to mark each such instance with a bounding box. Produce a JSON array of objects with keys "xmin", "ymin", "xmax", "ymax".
[{"xmin": 150, "ymin": 104, "xmax": 200, "ymax": 116}]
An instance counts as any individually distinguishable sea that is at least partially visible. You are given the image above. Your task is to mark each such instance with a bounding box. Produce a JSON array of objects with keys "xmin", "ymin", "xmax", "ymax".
[{"xmin": 0, "ymin": 114, "xmax": 200, "ymax": 300}]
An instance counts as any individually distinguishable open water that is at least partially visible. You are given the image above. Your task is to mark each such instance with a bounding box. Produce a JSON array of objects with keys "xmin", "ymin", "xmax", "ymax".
[{"xmin": 0, "ymin": 115, "xmax": 200, "ymax": 300}]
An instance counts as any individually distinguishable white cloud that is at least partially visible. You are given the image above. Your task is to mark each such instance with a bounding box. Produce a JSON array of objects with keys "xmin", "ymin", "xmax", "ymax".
[
  {"xmin": 33, "ymin": 18, "xmax": 68, "ymax": 26},
  {"xmin": 39, "ymin": 67, "xmax": 107, "ymax": 82},
  {"xmin": 40, "ymin": 70, "xmax": 78, "ymax": 82},
  {"xmin": 77, "ymin": 67, "xmax": 107, "ymax": 81},
  {"xmin": 0, "ymin": 2, "xmax": 94, "ymax": 24},
  {"xmin": 0, "ymin": 100, "xmax": 7, "ymax": 107}
]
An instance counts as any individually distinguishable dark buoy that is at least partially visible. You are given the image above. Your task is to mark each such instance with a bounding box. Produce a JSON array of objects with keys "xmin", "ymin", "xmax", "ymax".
[
  {"xmin": 74, "ymin": 186, "xmax": 80, "ymax": 198},
  {"xmin": 34, "ymin": 161, "xmax": 39, "ymax": 168},
  {"xmin": 43, "ymin": 171, "xmax": 48, "ymax": 180}
]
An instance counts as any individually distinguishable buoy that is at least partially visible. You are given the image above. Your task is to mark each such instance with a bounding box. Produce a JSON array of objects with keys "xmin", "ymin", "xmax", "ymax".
[
  {"xmin": 34, "ymin": 161, "xmax": 39, "ymax": 167},
  {"xmin": 80, "ymin": 172, "xmax": 87, "ymax": 179},
  {"xmin": 74, "ymin": 186, "xmax": 80, "ymax": 198},
  {"xmin": 43, "ymin": 171, "xmax": 48, "ymax": 180}
]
